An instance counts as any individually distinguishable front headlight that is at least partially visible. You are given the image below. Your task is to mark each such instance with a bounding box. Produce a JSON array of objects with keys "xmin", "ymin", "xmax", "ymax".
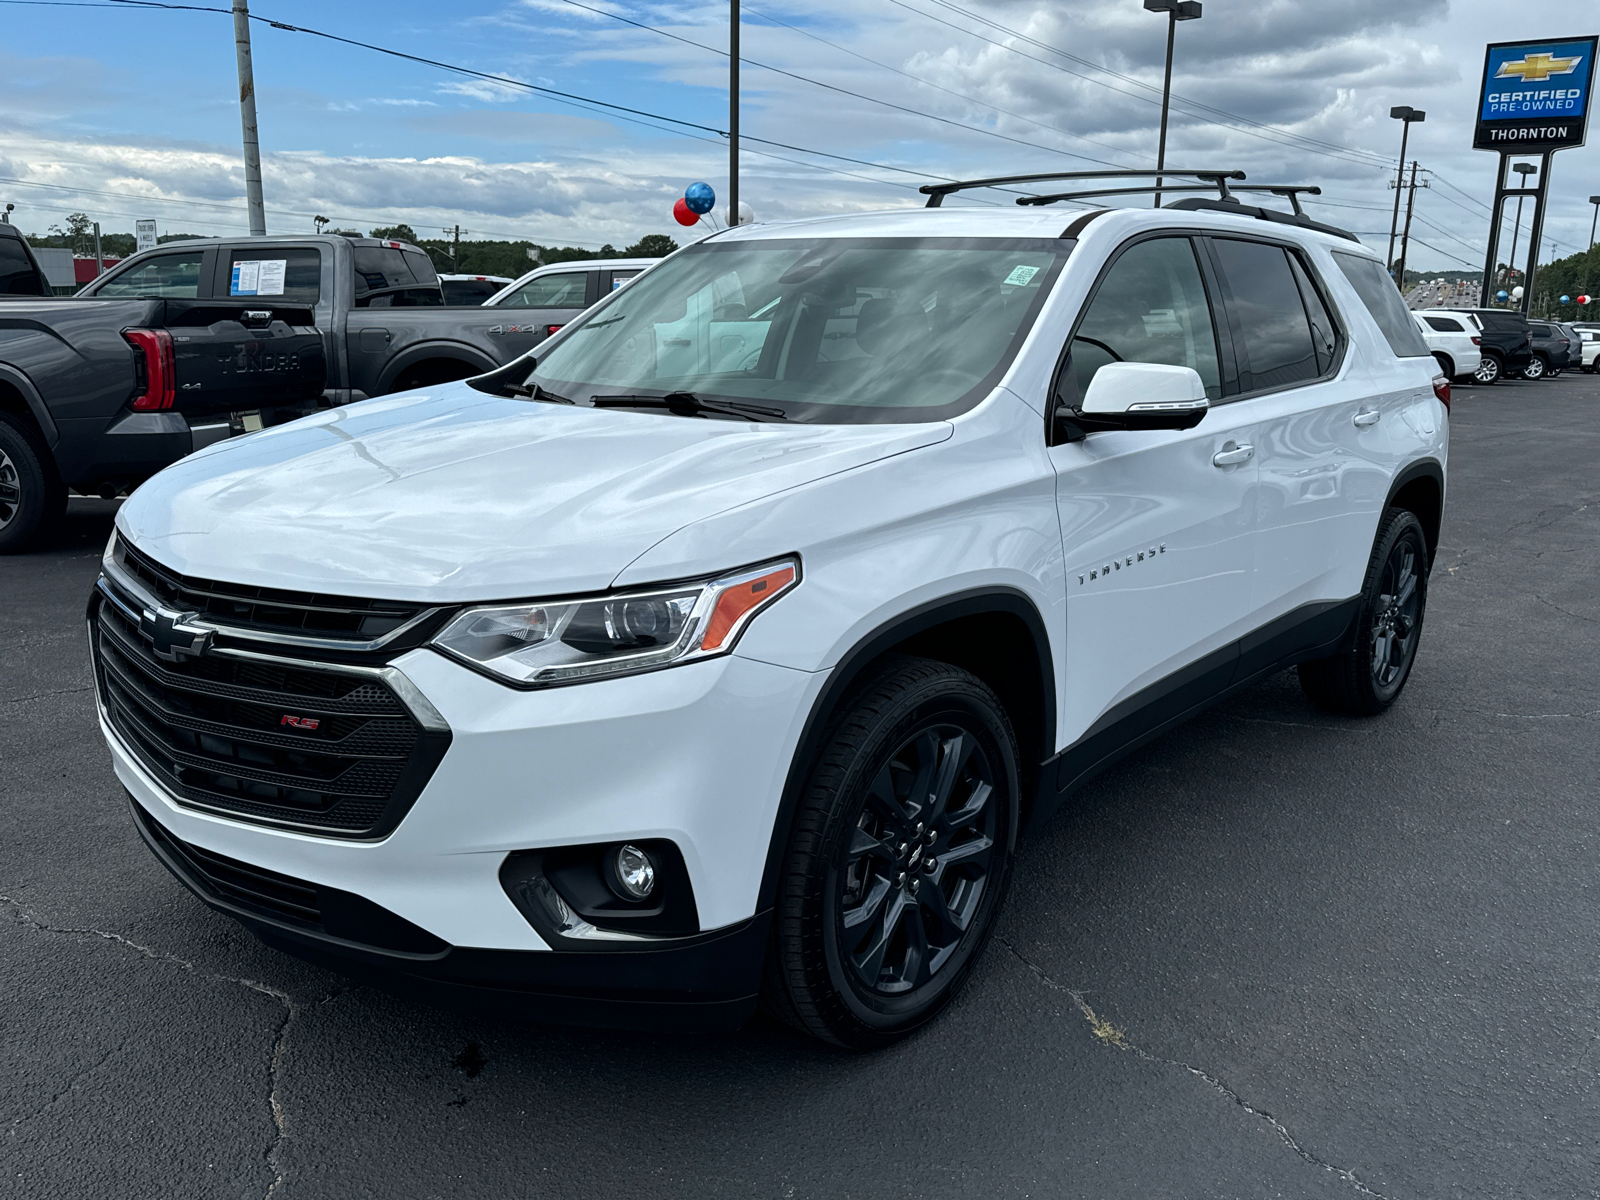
[{"xmin": 430, "ymin": 557, "xmax": 799, "ymax": 687}]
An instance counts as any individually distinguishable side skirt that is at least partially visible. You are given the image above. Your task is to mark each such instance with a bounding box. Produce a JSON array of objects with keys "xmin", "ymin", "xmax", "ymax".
[{"xmin": 1029, "ymin": 597, "xmax": 1361, "ymax": 833}]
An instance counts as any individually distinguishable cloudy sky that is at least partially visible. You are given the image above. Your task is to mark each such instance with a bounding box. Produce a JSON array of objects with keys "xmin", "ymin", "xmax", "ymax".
[{"xmin": 2, "ymin": 0, "xmax": 1597, "ymax": 270}]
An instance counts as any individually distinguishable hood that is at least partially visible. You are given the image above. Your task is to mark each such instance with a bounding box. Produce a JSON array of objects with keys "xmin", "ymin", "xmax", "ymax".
[{"xmin": 116, "ymin": 385, "xmax": 952, "ymax": 601}]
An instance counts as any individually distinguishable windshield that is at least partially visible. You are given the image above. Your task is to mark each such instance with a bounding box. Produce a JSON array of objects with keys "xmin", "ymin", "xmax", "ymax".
[{"xmin": 526, "ymin": 237, "xmax": 1068, "ymax": 423}]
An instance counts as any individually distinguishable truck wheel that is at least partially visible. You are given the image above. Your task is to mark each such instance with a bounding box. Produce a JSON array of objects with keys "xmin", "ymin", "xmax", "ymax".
[
  {"xmin": 1298, "ymin": 508, "xmax": 1428, "ymax": 716},
  {"xmin": 1472, "ymin": 354, "xmax": 1502, "ymax": 384},
  {"xmin": 0, "ymin": 412, "xmax": 65, "ymax": 554},
  {"xmin": 762, "ymin": 656, "xmax": 1018, "ymax": 1049}
]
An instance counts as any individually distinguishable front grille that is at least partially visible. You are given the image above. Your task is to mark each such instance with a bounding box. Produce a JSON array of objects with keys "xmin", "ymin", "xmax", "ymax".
[
  {"xmin": 94, "ymin": 583, "xmax": 450, "ymax": 840},
  {"xmin": 115, "ymin": 539, "xmax": 428, "ymax": 644}
]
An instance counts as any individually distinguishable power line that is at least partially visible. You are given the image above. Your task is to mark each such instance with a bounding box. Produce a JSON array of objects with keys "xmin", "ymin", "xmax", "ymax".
[{"xmin": 554, "ymin": 0, "xmax": 1128, "ymax": 167}]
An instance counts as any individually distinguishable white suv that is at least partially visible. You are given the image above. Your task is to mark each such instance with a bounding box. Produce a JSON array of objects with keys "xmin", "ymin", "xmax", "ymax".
[{"xmin": 92, "ymin": 180, "xmax": 1448, "ymax": 1048}]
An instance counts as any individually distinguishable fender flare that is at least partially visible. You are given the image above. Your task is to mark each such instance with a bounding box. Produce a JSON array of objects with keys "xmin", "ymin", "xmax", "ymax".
[
  {"xmin": 1383, "ymin": 456, "xmax": 1445, "ymax": 566},
  {"xmin": 0, "ymin": 363, "xmax": 58, "ymax": 447},
  {"xmin": 753, "ymin": 587, "xmax": 1056, "ymax": 914},
  {"xmin": 375, "ymin": 342, "xmax": 499, "ymax": 395}
]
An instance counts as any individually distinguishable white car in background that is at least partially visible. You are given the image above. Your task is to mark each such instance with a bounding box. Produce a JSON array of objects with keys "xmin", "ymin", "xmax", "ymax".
[
  {"xmin": 1412, "ymin": 310, "xmax": 1482, "ymax": 383},
  {"xmin": 438, "ymin": 273, "xmax": 514, "ymax": 305},
  {"xmin": 477, "ymin": 257, "xmax": 658, "ymax": 357},
  {"xmin": 1574, "ymin": 327, "xmax": 1600, "ymax": 373}
]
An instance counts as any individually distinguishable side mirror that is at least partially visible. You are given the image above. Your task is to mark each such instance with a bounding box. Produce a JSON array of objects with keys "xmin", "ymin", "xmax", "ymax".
[{"xmin": 1081, "ymin": 361, "xmax": 1209, "ymax": 416}]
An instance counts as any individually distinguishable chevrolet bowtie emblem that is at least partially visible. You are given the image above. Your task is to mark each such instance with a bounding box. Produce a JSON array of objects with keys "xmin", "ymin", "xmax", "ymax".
[
  {"xmin": 138, "ymin": 607, "xmax": 214, "ymax": 663},
  {"xmin": 1495, "ymin": 52, "xmax": 1584, "ymax": 83}
]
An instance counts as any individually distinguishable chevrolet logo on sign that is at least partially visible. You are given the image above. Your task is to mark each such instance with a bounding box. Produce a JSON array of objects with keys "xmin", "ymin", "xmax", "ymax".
[{"xmin": 1495, "ymin": 52, "xmax": 1584, "ymax": 83}]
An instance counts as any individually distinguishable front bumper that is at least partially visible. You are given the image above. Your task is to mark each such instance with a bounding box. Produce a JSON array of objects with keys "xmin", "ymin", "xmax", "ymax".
[{"xmin": 104, "ymin": 644, "xmax": 822, "ymax": 1025}]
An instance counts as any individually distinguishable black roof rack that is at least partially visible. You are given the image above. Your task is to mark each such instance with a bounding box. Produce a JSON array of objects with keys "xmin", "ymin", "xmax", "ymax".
[
  {"xmin": 919, "ymin": 168, "xmax": 1244, "ymax": 207},
  {"xmin": 919, "ymin": 169, "xmax": 1360, "ymax": 243}
]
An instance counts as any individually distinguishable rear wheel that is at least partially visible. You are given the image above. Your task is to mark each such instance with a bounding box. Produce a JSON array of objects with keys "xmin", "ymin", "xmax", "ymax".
[
  {"xmin": 1473, "ymin": 354, "xmax": 1502, "ymax": 384},
  {"xmin": 1521, "ymin": 354, "xmax": 1547, "ymax": 381},
  {"xmin": 1298, "ymin": 508, "xmax": 1428, "ymax": 716},
  {"xmin": 0, "ymin": 412, "xmax": 65, "ymax": 554},
  {"xmin": 1431, "ymin": 352, "xmax": 1455, "ymax": 381},
  {"xmin": 763, "ymin": 656, "xmax": 1018, "ymax": 1049}
]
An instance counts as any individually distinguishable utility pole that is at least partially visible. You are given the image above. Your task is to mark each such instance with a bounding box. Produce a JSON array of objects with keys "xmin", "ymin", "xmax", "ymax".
[
  {"xmin": 1589, "ymin": 195, "xmax": 1600, "ymax": 250},
  {"xmin": 92, "ymin": 221, "xmax": 104, "ymax": 277},
  {"xmin": 1142, "ymin": 0, "xmax": 1201, "ymax": 208},
  {"xmin": 1394, "ymin": 161, "xmax": 1427, "ymax": 296},
  {"xmin": 452, "ymin": 224, "xmax": 460, "ymax": 271},
  {"xmin": 232, "ymin": 0, "xmax": 266, "ymax": 236},
  {"xmin": 729, "ymin": 0, "xmax": 739, "ymax": 226}
]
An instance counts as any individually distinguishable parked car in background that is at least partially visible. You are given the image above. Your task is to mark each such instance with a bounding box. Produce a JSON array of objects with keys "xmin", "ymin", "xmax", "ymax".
[
  {"xmin": 79, "ymin": 235, "xmax": 530, "ymax": 401},
  {"xmin": 1575, "ymin": 327, "xmax": 1600, "ymax": 372},
  {"xmin": 1524, "ymin": 320, "xmax": 1577, "ymax": 379},
  {"xmin": 1420, "ymin": 308, "xmax": 1531, "ymax": 384},
  {"xmin": 1412, "ymin": 310, "xmax": 1481, "ymax": 383},
  {"xmin": 0, "ymin": 221, "xmax": 50, "ymax": 296},
  {"xmin": 481, "ymin": 257, "xmax": 656, "ymax": 358},
  {"xmin": 439, "ymin": 273, "xmax": 513, "ymax": 306},
  {"xmin": 1554, "ymin": 323, "xmax": 1584, "ymax": 374}
]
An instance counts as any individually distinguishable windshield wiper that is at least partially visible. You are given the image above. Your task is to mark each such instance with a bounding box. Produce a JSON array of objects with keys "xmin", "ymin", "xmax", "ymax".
[
  {"xmin": 589, "ymin": 392, "xmax": 789, "ymax": 422},
  {"xmin": 503, "ymin": 381, "xmax": 574, "ymax": 404}
]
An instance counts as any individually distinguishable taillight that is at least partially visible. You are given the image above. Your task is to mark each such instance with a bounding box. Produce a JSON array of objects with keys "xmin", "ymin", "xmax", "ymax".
[
  {"xmin": 1470, "ymin": 336, "xmax": 1481, "ymax": 346},
  {"xmin": 545, "ymin": 324, "xmax": 563, "ymax": 336},
  {"xmin": 1432, "ymin": 373, "xmax": 1450, "ymax": 412},
  {"xmin": 123, "ymin": 328, "xmax": 175, "ymax": 411}
]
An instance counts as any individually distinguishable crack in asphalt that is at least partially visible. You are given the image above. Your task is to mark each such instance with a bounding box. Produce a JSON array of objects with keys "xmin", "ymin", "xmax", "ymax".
[
  {"xmin": 1001, "ymin": 939, "xmax": 1395, "ymax": 1200},
  {"xmin": 8, "ymin": 1042, "xmax": 124, "ymax": 1132},
  {"xmin": 0, "ymin": 894, "xmax": 298, "ymax": 1200},
  {"xmin": 1533, "ymin": 594, "xmax": 1598, "ymax": 624},
  {"xmin": 0, "ymin": 687, "xmax": 94, "ymax": 706}
]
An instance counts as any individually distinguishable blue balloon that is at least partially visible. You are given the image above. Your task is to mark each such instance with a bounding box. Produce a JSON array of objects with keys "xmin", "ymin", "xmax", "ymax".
[
  {"xmin": 684, "ymin": 182, "xmax": 715, "ymax": 215},
  {"xmin": 1560, "ymin": 294, "xmax": 1571, "ymax": 304},
  {"xmin": 1497, "ymin": 290, "xmax": 1509, "ymax": 300}
]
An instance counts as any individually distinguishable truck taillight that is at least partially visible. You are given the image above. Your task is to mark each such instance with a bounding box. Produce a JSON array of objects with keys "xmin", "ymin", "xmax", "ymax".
[
  {"xmin": 1432, "ymin": 374, "xmax": 1450, "ymax": 412},
  {"xmin": 124, "ymin": 328, "xmax": 175, "ymax": 411}
]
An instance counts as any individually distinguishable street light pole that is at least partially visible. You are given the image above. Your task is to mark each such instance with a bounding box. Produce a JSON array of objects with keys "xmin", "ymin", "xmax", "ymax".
[
  {"xmin": 1590, "ymin": 195, "xmax": 1600, "ymax": 250},
  {"xmin": 1505, "ymin": 162, "xmax": 1536, "ymax": 300},
  {"xmin": 1143, "ymin": 0, "xmax": 1201, "ymax": 209},
  {"xmin": 729, "ymin": 0, "xmax": 739, "ymax": 228},
  {"xmin": 1386, "ymin": 106, "xmax": 1424, "ymax": 274}
]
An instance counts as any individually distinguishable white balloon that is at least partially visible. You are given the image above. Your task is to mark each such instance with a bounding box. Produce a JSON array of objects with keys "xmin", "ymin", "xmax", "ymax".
[
  {"xmin": 725, "ymin": 200, "xmax": 755, "ymax": 226},
  {"xmin": 1511, "ymin": 286, "xmax": 1525, "ymax": 299}
]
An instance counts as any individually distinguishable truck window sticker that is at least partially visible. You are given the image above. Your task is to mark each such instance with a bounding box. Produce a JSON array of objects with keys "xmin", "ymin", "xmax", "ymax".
[{"xmin": 232, "ymin": 259, "xmax": 288, "ymax": 297}]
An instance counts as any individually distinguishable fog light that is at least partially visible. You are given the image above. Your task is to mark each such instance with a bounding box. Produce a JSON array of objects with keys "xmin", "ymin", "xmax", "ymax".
[{"xmin": 613, "ymin": 844, "xmax": 656, "ymax": 900}]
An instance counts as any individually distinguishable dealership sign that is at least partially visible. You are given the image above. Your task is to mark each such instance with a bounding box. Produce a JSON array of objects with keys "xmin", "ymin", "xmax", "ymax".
[{"xmin": 1475, "ymin": 37, "xmax": 1598, "ymax": 150}]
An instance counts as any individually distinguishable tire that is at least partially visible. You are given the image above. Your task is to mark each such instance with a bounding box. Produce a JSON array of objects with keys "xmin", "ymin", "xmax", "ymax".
[
  {"xmin": 0, "ymin": 411, "xmax": 66, "ymax": 554},
  {"xmin": 762, "ymin": 655, "xmax": 1019, "ymax": 1049},
  {"xmin": 1521, "ymin": 354, "xmax": 1547, "ymax": 381},
  {"xmin": 1298, "ymin": 508, "xmax": 1429, "ymax": 716},
  {"xmin": 1473, "ymin": 354, "xmax": 1502, "ymax": 384},
  {"xmin": 1431, "ymin": 352, "xmax": 1455, "ymax": 380},
  {"xmin": 389, "ymin": 359, "xmax": 479, "ymax": 394}
]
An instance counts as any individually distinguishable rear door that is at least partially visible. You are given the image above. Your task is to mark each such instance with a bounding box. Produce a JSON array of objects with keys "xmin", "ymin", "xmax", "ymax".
[
  {"xmin": 86, "ymin": 245, "xmax": 216, "ymax": 300},
  {"xmin": 1047, "ymin": 234, "xmax": 1260, "ymax": 745},
  {"xmin": 487, "ymin": 269, "xmax": 596, "ymax": 358}
]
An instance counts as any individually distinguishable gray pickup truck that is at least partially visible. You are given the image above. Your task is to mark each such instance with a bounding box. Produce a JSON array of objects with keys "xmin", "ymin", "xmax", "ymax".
[{"xmin": 79, "ymin": 233, "xmax": 524, "ymax": 401}]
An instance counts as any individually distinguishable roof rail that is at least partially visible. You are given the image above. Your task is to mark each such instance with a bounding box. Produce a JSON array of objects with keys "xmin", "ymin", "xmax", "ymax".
[{"xmin": 919, "ymin": 168, "xmax": 1245, "ymax": 207}]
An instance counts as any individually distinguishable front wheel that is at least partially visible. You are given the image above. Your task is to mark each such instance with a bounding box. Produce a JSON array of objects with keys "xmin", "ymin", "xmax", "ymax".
[
  {"xmin": 1473, "ymin": 354, "xmax": 1502, "ymax": 384},
  {"xmin": 763, "ymin": 656, "xmax": 1018, "ymax": 1048},
  {"xmin": 1298, "ymin": 508, "xmax": 1428, "ymax": 716},
  {"xmin": 1521, "ymin": 355, "xmax": 1547, "ymax": 381}
]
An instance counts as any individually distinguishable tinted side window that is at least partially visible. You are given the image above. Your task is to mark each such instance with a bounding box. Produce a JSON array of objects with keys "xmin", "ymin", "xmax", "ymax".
[
  {"xmin": 95, "ymin": 250, "xmax": 206, "ymax": 298},
  {"xmin": 0, "ymin": 236, "xmax": 43, "ymax": 295},
  {"xmin": 1331, "ymin": 252, "xmax": 1431, "ymax": 358},
  {"xmin": 499, "ymin": 272, "xmax": 591, "ymax": 309},
  {"xmin": 226, "ymin": 247, "xmax": 320, "ymax": 305},
  {"xmin": 1529, "ymin": 323, "xmax": 1553, "ymax": 337},
  {"xmin": 1424, "ymin": 316, "xmax": 1464, "ymax": 332},
  {"xmin": 1059, "ymin": 237, "xmax": 1221, "ymax": 405},
  {"xmin": 1287, "ymin": 253, "xmax": 1339, "ymax": 376},
  {"xmin": 1211, "ymin": 239, "xmax": 1318, "ymax": 392}
]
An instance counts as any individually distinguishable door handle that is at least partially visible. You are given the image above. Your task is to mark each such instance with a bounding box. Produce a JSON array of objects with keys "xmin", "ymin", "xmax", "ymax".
[
  {"xmin": 1212, "ymin": 441, "xmax": 1254, "ymax": 467},
  {"xmin": 1353, "ymin": 408, "xmax": 1381, "ymax": 427}
]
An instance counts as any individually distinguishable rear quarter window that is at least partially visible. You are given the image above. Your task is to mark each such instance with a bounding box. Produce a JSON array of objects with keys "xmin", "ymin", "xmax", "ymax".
[{"xmin": 1330, "ymin": 252, "xmax": 1431, "ymax": 358}]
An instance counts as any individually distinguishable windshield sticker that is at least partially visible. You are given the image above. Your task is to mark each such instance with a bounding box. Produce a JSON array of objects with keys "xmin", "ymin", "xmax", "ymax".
[
  {"xmin": 1004, "ymin": 264, "xmax": 1041, "ymax": 287},
  {"xmin": 231, "ymin": 259, "xmax": 287, "ymax": 296}
]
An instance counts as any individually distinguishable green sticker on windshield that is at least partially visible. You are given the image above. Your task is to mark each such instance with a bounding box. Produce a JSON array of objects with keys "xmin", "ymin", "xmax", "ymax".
[{"xmin": 1004, "ymin": 264, "xmax": 1041, "ymax": 287}]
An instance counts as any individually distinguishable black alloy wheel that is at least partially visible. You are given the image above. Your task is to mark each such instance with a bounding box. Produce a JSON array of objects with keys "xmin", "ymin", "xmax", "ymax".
[
  {"xmin": 763, "ymin": 656, "xmax": 1018, "ymax": 1048},
  {"xmin": 1299, "ymin": 507, "xmax": 1429, "ymax": 716},
  {"xmin": 1473, "ymin": 354, "xmax": 1502, "ymax": 384},
  {"xmin": 0, "ymin": 412, "xmax": 64, "ymax": 554}
]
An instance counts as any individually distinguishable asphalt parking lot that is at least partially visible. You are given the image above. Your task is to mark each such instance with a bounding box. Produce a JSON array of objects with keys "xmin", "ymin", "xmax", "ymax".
[{"xmin": 4, "ymin": 372, "xmax": 1598, "ymax": 1200}]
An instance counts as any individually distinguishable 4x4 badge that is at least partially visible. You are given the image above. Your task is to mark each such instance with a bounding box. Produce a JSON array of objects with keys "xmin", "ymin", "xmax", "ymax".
[{"xmin": 137, "ymin": 607, "xmax": 214, "ymax": 662}]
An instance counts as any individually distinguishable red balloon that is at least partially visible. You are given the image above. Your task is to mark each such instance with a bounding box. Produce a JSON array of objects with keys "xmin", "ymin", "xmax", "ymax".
[
  {"xmin": 672, "ymin": 197, "xmax": 698, "ymax": 227},
  {"xmin": 1579, "ymin": 294, "xmax": 1592, "ymax": 305}
]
